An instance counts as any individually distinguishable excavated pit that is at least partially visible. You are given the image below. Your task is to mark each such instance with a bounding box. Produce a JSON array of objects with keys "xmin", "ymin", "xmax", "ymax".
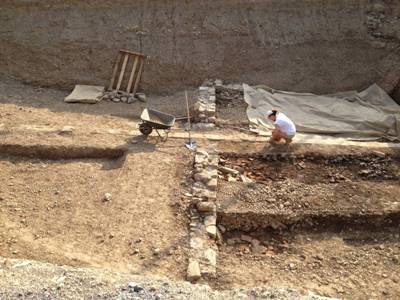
[
  {"xmin": 215, "ymin": 86, "xmax": 248, "ymax": 126},
  {"xmin": 217, "ymin": 152, "xmax": 400, "ymax": 231},
  {"xmin": 215, "ymin": 149, "xmax": 400, "ymax": 297}
]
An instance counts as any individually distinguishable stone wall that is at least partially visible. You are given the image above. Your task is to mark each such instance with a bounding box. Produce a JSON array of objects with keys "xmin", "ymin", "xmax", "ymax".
[
  {"xmin": 1, "ymin": 0, "xmax": 399, "ymax": 96},
  {"xmin": 192, "ymin": 82, "xmax": 217, "ymax": 129},
  {"xmin": 187, "ymin": 148, "xmax": 219, "ymax": 282}
]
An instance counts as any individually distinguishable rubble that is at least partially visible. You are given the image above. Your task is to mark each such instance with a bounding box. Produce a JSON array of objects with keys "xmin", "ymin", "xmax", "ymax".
[
  {"xmin": 218, "ymin": 165, "xmax": 239, "ymax": 175},
  {"xmin": 2, "ymin": 256, "xmax": 341, "ymax": 299},
  {"xmin": 215, "ymin": 84, "xmax": 244, "ymax": 108},
  {"xmin": 240, "ymin": 175, "xmax": 253, "ymax": 183}
]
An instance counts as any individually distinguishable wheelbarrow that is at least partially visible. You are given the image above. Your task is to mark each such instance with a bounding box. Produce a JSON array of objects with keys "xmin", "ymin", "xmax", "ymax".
[{"xmin": 138, "ymin": 108, "xmax": 175, "ymax": 141}]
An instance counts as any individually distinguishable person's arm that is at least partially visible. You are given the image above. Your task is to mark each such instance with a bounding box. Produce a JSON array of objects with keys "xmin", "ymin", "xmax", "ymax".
[{"xmin": 274, "ymin": 120, "xmax": 281, "ymax": 131}]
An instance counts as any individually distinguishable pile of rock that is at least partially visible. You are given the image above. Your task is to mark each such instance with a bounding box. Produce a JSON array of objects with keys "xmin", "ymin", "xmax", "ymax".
[
  {"xmin": 215, "ymin": 83, "xmax": 244, "ymax": 108},
  {"xmin": 226, "ymin": 234, "xmax": 269, "ymax": 254},
  {"xmin": 187, "ymin": 148, "xmax": 219, "ymax": 282},
  {"xmin": 192, "ymin": 82, "xmax": 216, "ymax": 130},
  {"xmin": 218, "ymin": 164, "xmax": 254, "ymax": 183},
  {"xmin": 101, "ymin": 91, "xmax": 146, "ymax": 104}
]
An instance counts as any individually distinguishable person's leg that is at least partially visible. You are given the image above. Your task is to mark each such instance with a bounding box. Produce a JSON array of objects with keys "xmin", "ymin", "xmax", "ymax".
[
  {"xmin": 271, "ymin": 129, "xmax": 285, "ymax": 143},
  {"xmin": 284, "ymin": 133, "xmax": 295, "ymax": 145},
  {"xmin": 271, "ymin": 129, "xmax": 282, "ymax": 141},
  {"xmin": 285, "ymin": 137, "xmax": 293, "ymax": 144}
]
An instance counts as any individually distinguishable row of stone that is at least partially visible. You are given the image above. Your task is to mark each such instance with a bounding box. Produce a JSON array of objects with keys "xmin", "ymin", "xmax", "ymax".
[
  {"xmin": 101, "ymin": 92, "xmax": 146, "ymax": 104},
  {"xmin": 187, "ymin": 148, "xmax": 219, "ymax": 282},
  {"xmin": 192, "ymin": 83, "xmax": 217, "ymax": 129}
]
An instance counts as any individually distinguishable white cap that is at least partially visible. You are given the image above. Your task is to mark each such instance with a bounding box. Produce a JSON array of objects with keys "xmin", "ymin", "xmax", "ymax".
[{"xmin": 267, "ymin": 110, "xmax": 274, "ymax": 116}]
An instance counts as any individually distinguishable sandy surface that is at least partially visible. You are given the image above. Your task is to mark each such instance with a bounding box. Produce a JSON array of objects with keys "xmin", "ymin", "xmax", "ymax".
[
  {"xmin": 0, "ymin": 139, "xmax": 193, "ymax": 280},
  {"xmin": 0, "ymin": 75, "xmax": 197, "ymax": 125}
]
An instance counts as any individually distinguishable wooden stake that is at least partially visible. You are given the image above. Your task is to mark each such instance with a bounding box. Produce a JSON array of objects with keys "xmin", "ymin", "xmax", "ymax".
[
  {"xmin": 109, "ymin": 52, "xmax": 122, "ymax": 91},
  {"xmin": 132, "ymin": 58, "xmax": 144, "ymax": 96},
  {"xmin": 116, "ymin": 53, "xmax": 129, "ymax": 92},
  {"xmin": 126, "ymin": 56, "xmax": 139, "ymax": 93}
]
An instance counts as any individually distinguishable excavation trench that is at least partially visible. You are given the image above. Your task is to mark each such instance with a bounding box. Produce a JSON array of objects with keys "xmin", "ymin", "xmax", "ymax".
[
  {"xmin": 217, "ymin": 151, "xmax": 400, "ymax": 232},
  {"xmin": 215, "ymin": 86, "xmax": 248, "ymax": 126},
  {"xmin": 0, "ymin": 143, "xmax": 127, "ymax": 160},
  {"xmin": 214, "ymin": 150, "xmax": 400, "ymax": 297}
]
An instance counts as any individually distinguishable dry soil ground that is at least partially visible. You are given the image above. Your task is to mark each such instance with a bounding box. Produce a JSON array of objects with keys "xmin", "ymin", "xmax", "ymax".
[
  {"xmin": 218, "ymin": 152, "xmax": 400, "ymax": 218},
  {"xmin": 0, "ymin": 140, "xmax": 193, "ymax": 280},
  {"xmin": 1, "ymin": 76, "xmax": 400, "ymax": 299},
  {"xmin": 215, "ymin": 150, "xmax": 400, "ymax": 299},
  {"xmin": 0, "ymin": 76, "xmax": 199, "ymax": 281}
]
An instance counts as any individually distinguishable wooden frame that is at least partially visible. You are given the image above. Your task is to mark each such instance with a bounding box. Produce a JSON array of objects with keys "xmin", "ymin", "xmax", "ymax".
[{"xmin": 108, "ymin": 50, "xmax": 146, "ymax": 95}]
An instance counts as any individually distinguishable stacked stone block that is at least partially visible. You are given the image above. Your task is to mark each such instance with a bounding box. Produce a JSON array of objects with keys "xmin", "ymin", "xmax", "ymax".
[
  {"xmin": 192, "ymin": 85, "xmax": 216, "ymax": 130},
  {"xmin": 187, "ymin": 148, "xmax": 219, "ymax": 282}
]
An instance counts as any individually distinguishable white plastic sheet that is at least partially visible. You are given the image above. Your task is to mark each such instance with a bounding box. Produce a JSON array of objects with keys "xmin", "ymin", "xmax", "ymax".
[{"xmin": 244, "ymin": 83, "xmax": 400, "ymax": 140}]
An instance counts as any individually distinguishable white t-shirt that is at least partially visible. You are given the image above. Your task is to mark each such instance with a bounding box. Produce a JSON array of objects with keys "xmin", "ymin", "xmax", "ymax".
[{"xmin": 274, "ymin": 113, "xmax": 296, "ymax": 135}]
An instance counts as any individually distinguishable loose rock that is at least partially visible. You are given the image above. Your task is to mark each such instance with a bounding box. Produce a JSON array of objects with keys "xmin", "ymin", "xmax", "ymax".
[
  {"xmin": 135, "ymin": 93, "xmax": 146, "ymax": 102},
  {"xmin": 218, "ymin": 166, "xmax": 240, "ymax": 175},
  {"xmin": 187, "ymin": 260, "xmax": 201, "ymax": 282},
  {"xmin": 197, "ymin": 202, "xmax": 216, "ymax": 213},
  {"xmin": 103, "ymin": 193, "xmax": 112, "ymax": 202},
  {"xmin": 59, "ymin": 126, "xmax": 74, "ymax": 135}
]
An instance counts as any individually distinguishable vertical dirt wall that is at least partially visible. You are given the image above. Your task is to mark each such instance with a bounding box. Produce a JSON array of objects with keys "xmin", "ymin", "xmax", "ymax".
[{"xmin": 0, "ymin": 0, "xmax": 399, "ymax": 95}]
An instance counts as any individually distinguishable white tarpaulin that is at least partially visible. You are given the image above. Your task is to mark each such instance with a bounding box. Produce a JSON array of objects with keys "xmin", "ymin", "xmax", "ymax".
[{"xmin": 244, "ymin": 83, "xmax": 400, "ymax": 141}]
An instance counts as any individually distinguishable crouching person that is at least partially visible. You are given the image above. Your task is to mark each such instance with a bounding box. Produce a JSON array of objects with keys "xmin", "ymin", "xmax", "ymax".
[{"xmin": 267, "ymin": 110, "xmax": 296, "ymax": 144}]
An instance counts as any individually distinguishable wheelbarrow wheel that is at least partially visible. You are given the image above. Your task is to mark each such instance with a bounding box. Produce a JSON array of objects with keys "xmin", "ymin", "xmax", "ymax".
[{"xmin": 139, "ymin": 123, "xmax": 153, "ymax": 135}]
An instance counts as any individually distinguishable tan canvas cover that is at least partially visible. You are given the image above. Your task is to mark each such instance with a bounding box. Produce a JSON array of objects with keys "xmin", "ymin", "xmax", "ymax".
[
  {"xmin": 244, "ymin": 83, "xmax": 400, "ymax": 140},
  {"xmin": 64, "ymin": 85, "xmax": 104, "ymax": 104}
]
